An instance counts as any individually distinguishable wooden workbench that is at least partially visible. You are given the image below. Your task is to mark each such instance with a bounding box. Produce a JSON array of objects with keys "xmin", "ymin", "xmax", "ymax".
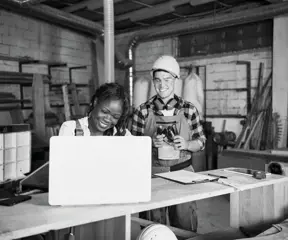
[{"xmin": 1, "ymin": 168, "xmax": 288, "ymax": 240}]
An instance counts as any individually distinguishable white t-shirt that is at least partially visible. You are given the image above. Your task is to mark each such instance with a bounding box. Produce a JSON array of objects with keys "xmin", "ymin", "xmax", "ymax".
[{"xmin": 58, "ymin": 116, "xmax": 132, "ymax": 136}]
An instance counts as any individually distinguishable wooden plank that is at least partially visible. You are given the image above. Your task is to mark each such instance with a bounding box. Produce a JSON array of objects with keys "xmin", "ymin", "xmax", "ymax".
[
  {"xmin": 44, "ymin": 82, "xmax": 53, "ymax": 113},
  {"xmin": 32, "ymin": 74, "xmax": 46, "ymax": 140},
  {"xmin": 230, "ymin": 182, "xmax": 288, "ymax": 230},
  {"xmin": 272, "ymin": 16, "xmax": 288, "ymax": 148},
  {"xmin": 69, "ymin": 83, "xmax": 81, "ymax": 116},
  {"xmin": 230, "ymin": 192, "xmax": 240, "ymax": 228},
  {"xmin": 10, "ymin": 108, "xmax": 24, "ymax": 124},
  {"xmin": 90, "ymin": 40, "xmax": 98, "ymax": 96},
  {"xmin": 62, "ymin": 84, "xmax": 71, "ymax": 121},
  {"xmin": 95, "ymin": 39, "xmax": 106, "ymax": 87}
]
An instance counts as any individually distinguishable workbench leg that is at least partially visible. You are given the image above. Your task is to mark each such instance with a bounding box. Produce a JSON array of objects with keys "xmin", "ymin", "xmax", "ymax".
[
  {"xmin": 125, "ymin": 214, "xmax": 131, "ymax": 240},
  {"xmin": 230, "ymin": 182, "xmax": 288, "ymax": 231}
]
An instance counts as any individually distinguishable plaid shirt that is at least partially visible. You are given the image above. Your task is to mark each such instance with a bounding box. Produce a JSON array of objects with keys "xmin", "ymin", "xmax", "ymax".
[{"xmin": 131, "ymin": 95, "xmax": 206, "ymax": 149}]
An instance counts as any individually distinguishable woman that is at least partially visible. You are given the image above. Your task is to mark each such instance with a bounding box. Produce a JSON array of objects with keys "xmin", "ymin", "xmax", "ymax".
[
  {"xmin": 55, "ymin": 83, "xmax": 132, "ymax": 240},
  {"xmin": 59, "ymin": 82, "xmax": 131, "ymax": 136}
]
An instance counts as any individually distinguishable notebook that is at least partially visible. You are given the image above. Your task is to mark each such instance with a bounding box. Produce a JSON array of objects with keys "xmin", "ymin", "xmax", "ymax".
[
  {"xmin": 154, "ymin": 170, "xmax": 217, "ymax": 185},
  {"xmin": 48, "ymin": 136, "xmax": 152, "ymax": 206}
]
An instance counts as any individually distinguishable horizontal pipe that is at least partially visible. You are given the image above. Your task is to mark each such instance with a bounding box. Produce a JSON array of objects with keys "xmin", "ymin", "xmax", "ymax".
[
  {"xmin": 0, "ymin": 0, "xmax": 103, "ymax": 35},
  {"xmin": 11, "ymin": 0, "xmax": 47, "ymax": 5},
  {"xmin": 1, "ymin": 0, "xmax": 132, "ymax": 68}
]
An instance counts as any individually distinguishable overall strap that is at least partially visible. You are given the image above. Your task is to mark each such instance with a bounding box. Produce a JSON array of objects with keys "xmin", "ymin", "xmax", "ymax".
[{"xmin": 74, "ymin": 119, "xmax": 84, "ymax": 136}]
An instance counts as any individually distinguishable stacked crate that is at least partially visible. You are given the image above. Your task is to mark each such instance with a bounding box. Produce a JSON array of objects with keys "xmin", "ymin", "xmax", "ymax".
[{"xmin": 0, "ymin": 124, "xmax": 31, "ymax": 182}]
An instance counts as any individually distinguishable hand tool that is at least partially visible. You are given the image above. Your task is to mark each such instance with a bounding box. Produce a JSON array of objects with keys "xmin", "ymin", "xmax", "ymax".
[{"xmin": 208, "ymin": 173, "xmax": 227, "ymax": 179}]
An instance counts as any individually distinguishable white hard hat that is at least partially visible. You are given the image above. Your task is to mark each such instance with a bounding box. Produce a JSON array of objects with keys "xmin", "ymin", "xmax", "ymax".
[
  {"xmin": 136, "ymin": 224, "xmax": 178, "ymax": 240},
  {"xmin": 151, "ymin": 55, "xmax": 180, "ymax": 79}
]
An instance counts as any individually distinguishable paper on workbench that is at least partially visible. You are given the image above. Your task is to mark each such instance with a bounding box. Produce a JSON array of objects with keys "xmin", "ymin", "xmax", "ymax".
[{"xmin": 154, "ymin": 170, "xmax": 216, "ymax": 184}]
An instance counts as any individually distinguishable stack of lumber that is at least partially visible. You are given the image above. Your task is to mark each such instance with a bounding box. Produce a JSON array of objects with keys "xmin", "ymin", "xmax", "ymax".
[{"xmin": 234, "ymin": 63, "xmax": 282, "ymax": 150}]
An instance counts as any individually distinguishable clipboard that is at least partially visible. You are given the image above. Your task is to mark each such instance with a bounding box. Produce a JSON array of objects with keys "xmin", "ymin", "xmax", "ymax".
[{"xmin": 153, "ymin": 170, "xmax": 218, "ymax": 185}]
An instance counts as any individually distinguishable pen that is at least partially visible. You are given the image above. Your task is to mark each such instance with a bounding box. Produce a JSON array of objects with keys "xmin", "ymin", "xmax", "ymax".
[{"xmin": 208, "ymin": 173, "xmax": 228, "ymax": 179}]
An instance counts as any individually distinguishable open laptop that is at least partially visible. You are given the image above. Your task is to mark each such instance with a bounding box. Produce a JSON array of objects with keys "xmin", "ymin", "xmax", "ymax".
[{"xmin": 48, "ymin": 136, "xmax": 152, "ymax": 206}]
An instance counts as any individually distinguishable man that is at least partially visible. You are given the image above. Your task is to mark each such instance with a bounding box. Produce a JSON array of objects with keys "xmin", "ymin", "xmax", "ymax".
[{"xmin": 131, "ymin": 55, "xmax": 206, "ymax": 232}]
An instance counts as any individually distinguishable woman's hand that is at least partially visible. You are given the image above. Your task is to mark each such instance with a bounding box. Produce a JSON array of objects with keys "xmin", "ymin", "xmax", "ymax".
[
  {"xmin": 153, "ymin": 134, "xmax": 165, "ymax": 148},
  {"xmin": 173, "ymin": 135, "xmax": 188, "ymax": 150}
]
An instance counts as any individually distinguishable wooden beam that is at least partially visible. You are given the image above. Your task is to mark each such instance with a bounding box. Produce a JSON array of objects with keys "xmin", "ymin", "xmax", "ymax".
[
  {"xmin": 89, "ymin": 40, "xmax": 98, "ymax": 95},
  {"xmin": 63, "ymin": 0, "xmax": 125, "ymax": 13},
  {"xmin": 111, "ymin": 0, "xmax": 215, "ymax": 22},
  {"xmin": 32, "ymin": 74, "xmax": 46, "ymax": 141},
  {"xmin": 272, "ymin": 15, "xmax": 288, "ymax": 148}
]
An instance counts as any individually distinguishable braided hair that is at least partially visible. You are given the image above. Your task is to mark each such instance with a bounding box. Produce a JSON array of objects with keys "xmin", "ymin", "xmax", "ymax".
[{"xmin": 87, "ymin": 83, "xmax": 130, "ymax": 136}]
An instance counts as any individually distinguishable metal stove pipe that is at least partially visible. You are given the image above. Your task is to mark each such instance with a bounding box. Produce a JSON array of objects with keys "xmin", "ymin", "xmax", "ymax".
[{"xmin": 104, "ymin": 0, "xmax": 114, "ymax": 83}]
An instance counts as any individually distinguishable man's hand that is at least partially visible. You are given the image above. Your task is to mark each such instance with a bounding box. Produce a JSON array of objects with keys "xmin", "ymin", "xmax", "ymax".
[
  {"xmin": 173, "ymin": 135, "xmax": 188, "ymax": 150},
  {"xmin": 153, "ymin": 134, "xmax": 165, "ymax": 148}
]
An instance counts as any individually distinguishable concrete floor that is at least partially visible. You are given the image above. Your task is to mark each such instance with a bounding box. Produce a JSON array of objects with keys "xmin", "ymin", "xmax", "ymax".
[{"xmin": 131, "ymin": 195, "xmax": 230, "ymax": 239}]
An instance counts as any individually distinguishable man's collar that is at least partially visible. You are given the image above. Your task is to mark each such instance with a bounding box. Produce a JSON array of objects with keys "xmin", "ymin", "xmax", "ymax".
[
  {"xmin": 154, "ymin": 94, "xmax": 177, "ymax": 102},
  {"xmin": 154, "ymin": 94, "xmax": 183, "ymax": 105}
]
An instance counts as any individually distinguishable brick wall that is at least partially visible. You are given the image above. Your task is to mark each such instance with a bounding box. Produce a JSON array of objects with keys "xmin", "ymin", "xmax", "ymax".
[
  {"xmin": 130, "ymin": 36, "xmax": 272, "ymax": 136},
  {"xmin": 0, "ymin": 10, "xmax": 92, "ymax": 124}
]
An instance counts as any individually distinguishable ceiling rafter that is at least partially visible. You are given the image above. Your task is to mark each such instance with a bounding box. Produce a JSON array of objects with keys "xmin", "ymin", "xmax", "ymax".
[
  {"xmin": 63, "ymin": 0, "xmax": 125, "ymax": 12},
  {"xmin": 99, "ymin": 0, "xmax": 216, "ymax": 23},
  {"xmin": 135, "ymin": 1, "xmax": 288, "ymax": 39},
  {"xmin": 130, "ymin": 0, "xmax": 153, "ymax": 8}
]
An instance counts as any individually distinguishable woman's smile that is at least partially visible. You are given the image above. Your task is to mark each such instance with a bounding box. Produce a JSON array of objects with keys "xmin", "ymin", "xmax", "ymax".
[{"xmin": 98, "ymin": 120, "xmax": 110, "ymax": 129}]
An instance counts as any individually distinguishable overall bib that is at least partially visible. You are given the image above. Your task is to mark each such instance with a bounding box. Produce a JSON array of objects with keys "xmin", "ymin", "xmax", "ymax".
[{"xmin": 140, "ymin": 108, "xmax": 198, "ymax": 232}]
